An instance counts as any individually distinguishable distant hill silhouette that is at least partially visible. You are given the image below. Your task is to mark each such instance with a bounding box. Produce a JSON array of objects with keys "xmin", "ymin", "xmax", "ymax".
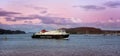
[
  {"xmin": 0, "ymin": 28, "xmax": 25, "ymax": 34},
  {"xmin": 59, "ymin": 27, "xmax": 120, "ymax": 34}
]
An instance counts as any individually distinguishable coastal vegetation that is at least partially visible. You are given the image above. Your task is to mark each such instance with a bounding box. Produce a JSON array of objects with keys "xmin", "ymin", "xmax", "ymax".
[
  {"xmin": 61, "ymin": 27, "xmax": 120, "ymax": 34},
  {"xmin": 0, "ymin": 28, "xmax": 25, "ymax": 34}
]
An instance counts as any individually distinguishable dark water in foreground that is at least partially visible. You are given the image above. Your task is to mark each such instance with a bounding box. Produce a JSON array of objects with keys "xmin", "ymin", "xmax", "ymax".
[{"xmin": 0, "ymin": 34, "xmax": 120, "ymax": 56}]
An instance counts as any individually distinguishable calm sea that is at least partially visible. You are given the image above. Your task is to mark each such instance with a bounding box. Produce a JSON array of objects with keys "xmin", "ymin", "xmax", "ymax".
[{"xmin": 0, "ymin": 34, "xmax": 120, "ymax": 56}]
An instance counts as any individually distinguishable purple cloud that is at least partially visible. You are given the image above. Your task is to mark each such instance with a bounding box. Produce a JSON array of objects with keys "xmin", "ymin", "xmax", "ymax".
[
  {"xmin": 32, "ymin": 6, "xmax": 47, "ymax": 10},
  {"xmin": 14, "ymin": 16, "xmax": 35, "ymax": 20},
  {"xmin": 25, "ymin": 5, "xmax": 48, "ymax": 14},
  {"xmin": 0, "ymin": 9, "xmax": 21, "ymax": 16},
  {"xmin": 0, "ymin": 8, "xmax": 2, "ymax": 10},
  {"xmin": 25, "ymin": 5, "xmax": 47, "ymax": 10},
  {"xmin": 4, "ymin": 14, "xmax": 74, "ymax": 25},
  {"xmin": 31, "ymin": 15, "xmax": 74, "ymax": 25},
  {"xmin": 24, "ymin": 21, "xmax": 33, "ymax": 23},
  {"xmin": 95, "ymin": 22, "xmax": 120, "ymax": 30},
  {"xmin": 5, "ymin": 16, "xmax": 35, "ymax": 22},
  {"xmin": 0, "ymin": 9, "xmax": 21, "ymax": 22},
  {"xmin": 104, "ymin": 1, "xmax": 120, "ymax": 8},
  {"xmin": 73, "ymin": 5, "xmax": 106, "ymax": 11},
  {"xmin": 40, "ymin": 10, "xmax": 47, "ymax": 14},
  {"xmin": 5, "ymin": 17, "xmax": 17, "ymax": 22}
]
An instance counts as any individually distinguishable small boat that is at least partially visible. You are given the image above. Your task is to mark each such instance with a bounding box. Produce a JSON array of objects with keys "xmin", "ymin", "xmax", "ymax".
[{"xmin": 32, "ymin": 29, "xmax": 69, "ymax": 39}]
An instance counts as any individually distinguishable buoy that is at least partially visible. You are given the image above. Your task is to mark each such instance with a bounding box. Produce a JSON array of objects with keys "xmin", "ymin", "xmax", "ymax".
[{"xmin": 3, "ymin": 36, "xmax": 7, "ymax": 40}]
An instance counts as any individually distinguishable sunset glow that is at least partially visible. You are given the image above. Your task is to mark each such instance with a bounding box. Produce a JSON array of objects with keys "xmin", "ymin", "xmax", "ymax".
[{"xmin": 0, "ymin": 0, "xmax": 120, "ymax": 32}]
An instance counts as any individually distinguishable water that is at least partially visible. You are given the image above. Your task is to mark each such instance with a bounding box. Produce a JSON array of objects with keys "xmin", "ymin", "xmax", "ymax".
[{"xmin": 0, "ymin": 34, "xmax": 120, "ymax": 56}]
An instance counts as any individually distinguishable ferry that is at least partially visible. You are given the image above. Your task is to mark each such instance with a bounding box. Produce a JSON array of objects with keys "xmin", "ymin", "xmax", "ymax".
[{"xmin": 32, "ymin": 29, "xmax": 69, "ymax": 39}]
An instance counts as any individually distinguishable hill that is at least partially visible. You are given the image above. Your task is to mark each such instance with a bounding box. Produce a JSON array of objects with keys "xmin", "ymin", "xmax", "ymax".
[
  {"xmin": 0, "ymin": 28, "xmax": 25, "ymax": 34},
  {"xmin": 60, "ymin": 27, "xmax": 120, "ymax": 34}
]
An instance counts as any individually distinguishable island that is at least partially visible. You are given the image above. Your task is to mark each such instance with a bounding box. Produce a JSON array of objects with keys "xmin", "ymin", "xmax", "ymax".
[
  {"xmin": 0, "ymin": 28, "xmax": 25, "ymax": 34},
  {"xmin": 60, "ymin": 27, "xmax": 120, "ymax": 35}
]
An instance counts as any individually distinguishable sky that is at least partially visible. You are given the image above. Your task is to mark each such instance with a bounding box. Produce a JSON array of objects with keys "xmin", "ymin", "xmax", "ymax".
[{"xmin": 0, "ymin": 0, "xmax": 120, "ymax": 32}]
